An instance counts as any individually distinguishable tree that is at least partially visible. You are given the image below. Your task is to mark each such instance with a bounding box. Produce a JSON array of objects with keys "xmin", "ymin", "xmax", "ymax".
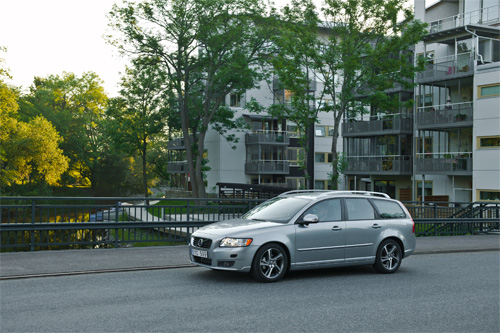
[
  {"xmin": 316, "ymin": 0, "xmax": 427, "ymax": 189},
  {"xmin": 1, "ymin": 49, "xmax": 68, "ymax": 192},
  {"xmin": 18, "ymin": 72, "xmax": 109, "ymax": 189},
  {"xmin": 107, "ymin": 0, "xmax": 272, "ymax": 198},
  {"xmin": 249, "ymin": 0, "xmax": 321, "ymax": 189},
  {"xmin": 1, "ymin": 115, "xmax": 69, "ymax": 191},
  {"xmin": 106, "ymin": 57, "xmax": 171, "ymax": 201}
]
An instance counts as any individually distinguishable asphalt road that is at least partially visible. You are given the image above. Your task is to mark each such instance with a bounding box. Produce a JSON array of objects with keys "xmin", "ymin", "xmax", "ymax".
[{"xmin": 1, "ymin": 251, "xmax": 499, "ymax": 333}]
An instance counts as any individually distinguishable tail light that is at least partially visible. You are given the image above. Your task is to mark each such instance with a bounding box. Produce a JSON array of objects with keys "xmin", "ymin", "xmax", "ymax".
[{"xmin": 412, "ymin": 219, "xmax": 415, "ymax": 233}]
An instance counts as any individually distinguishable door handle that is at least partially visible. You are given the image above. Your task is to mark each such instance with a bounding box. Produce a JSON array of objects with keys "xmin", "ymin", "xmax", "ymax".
[
  {"xmin": 372, "ymin": 224, "xmax": 382, "ymax": 229},
  {"xmin": 331, "ymin": 226, "xmax": 342, "ymax": 231}
]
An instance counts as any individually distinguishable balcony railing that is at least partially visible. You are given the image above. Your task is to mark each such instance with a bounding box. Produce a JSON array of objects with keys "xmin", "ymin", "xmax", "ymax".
[
  {"xmin": 245, "ymin": 131, "xmax": 290, "ymax": 145},
  {"xmin": 345, "ymin": 155, "xmax": 412, "ymax": 175},
  {"xmin": 167, "ymin": 137, "xmax": 186, "ymax": 150},
  {"xmin": 245, "ymin": 160, "xmax": 290, "ymax": 175},
  {"xmin": 416, "ymin": 102, "xmax": 473, "ymax": 129},
  {"xmin": 166, "ymin": 161, "xmax": 188, "ymax": 173},
  {"xmin": 342, "ymin": 113, "xmax": 413, "ymax": 137},
  {"xmin": 417, "ymin": 53, "xmax": 474, "ymax": 82},
  {"xmin": 273, "ymin": 77, "xmax": 317, "ymax": 91},
  {"xmin": 427, "ymin": 5, "xmax": 500, "ymax": 35},
  {"xmin": 416, "ymin": 152, "xmax": 472, "ymax": 175}
]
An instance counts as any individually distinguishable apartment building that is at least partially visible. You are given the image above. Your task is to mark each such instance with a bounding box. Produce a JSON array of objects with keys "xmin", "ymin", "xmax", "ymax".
[
  {"xmin": 414, "ymin": 0, "xmax": 499, "ymax": 202},
  {"xmin": 166, "ymin": 78, "xmax": 342, "ymax": 195},
  {"xmin": 344, "ymin": 0, "xmax": 500, "ymax": 202},
  {"xmin": 167, "ymin": 0, "xmax": 499, "ymax": 201}
]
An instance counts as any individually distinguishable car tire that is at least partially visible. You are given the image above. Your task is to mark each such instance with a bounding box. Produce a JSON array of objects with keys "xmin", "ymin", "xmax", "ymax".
[
  {"xmin": 251, "ymin": 243, "xmax": 288, "ymax": 282},
  {"xmin": 373, "ymin": 239, "xmax": 402, "ymax": 274}
]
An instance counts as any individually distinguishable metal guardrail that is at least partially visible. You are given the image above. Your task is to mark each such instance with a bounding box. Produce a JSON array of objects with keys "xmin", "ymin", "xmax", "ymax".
[{"xmin": 1, "ymin": 197, "xmax": 499, "ymax": 251}]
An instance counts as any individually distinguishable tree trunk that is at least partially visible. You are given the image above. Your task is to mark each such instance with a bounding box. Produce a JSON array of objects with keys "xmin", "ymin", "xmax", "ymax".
[
  {"xmin": 330, "ymin": 110, "xmax": 344, "ymax": 190},
  {"xmin": 142, "ymin": 140, "xmax": 149, "ymax": 205}
]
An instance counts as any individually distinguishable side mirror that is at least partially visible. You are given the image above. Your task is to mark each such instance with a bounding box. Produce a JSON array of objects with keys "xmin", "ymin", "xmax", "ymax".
[{"xmin": 297, "ymin": 214, "xmax": 319, "ymax": 225}]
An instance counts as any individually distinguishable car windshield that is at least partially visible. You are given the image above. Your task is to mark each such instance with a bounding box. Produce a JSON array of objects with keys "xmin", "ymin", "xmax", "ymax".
[{"xmin": 242, "ymin": 196, "xmax": 312, "ymax": 223}]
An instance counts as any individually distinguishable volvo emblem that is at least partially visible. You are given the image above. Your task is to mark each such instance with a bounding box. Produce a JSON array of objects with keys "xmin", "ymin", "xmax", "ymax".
[{"xmin": 197, "ymin": 239, "xmax": 204, "ymax": 247}]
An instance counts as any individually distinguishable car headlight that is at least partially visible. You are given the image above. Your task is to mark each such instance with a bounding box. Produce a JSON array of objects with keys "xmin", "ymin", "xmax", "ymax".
[{"xmin": 219, "ymin": 238, "xmax": 253, "ymax": 247}]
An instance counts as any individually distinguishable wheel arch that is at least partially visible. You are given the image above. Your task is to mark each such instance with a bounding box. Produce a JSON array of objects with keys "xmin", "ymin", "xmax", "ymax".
[{"xmin": 253, "ymin": 241, "xmax": 292, "ymax": 271}]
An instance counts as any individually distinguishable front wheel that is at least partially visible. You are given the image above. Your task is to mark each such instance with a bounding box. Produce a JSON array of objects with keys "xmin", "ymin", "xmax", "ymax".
[
  {"xmin": 251, "ymin": 243, "xmax": 288, "ymax": 282},
  {"xmin": 373, "ymin": 239, "xmax": 402, "ymax": 274}
]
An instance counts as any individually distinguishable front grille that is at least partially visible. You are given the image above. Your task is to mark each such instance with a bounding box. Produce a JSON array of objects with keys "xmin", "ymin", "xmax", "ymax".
[
  {"xmin": 191, "ymin": 237, "xmax": 212, "ymax": 249},
  {"xmin": 193, "ymin": 256, "xmax": 212, "ymax": 265}
]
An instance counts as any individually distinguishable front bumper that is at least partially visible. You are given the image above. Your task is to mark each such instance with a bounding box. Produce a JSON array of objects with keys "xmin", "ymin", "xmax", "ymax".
[{"xmin": 189, "ymin": 244, "xmax": 258, "ymax": 273}]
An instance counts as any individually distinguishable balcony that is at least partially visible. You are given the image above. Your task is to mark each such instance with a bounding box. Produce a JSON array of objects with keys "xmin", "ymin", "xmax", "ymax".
[
  {"xmin": 166, "ymin": 161, "xmax": 188, "ymax": 173},
  {"xmin": 245, "ymin": 131, "xmax": 290, "ymax": 146},
  {"xmin": 273, "ymin": 77, "xmax": 317, "ymax": 92},
  {"xmin": 426, "ymin": 5, "xmax": 499, "ymax": 37},
  {"xmin": 342, "ymin": 113, "xmax": 413, "ymax": 137},
  {"xmin": 416, "ymin": 102, "xmax": 473, "ymax": 129},
  {"xmin": 167, "ymin": 137, "xmax": 186, "ymax": 150},
  {"xmin": 345, "ymin": 155, "xmax": 412, "ymax": 175},
  {"xmin": 415, "ymin": 153, "xmax": 472, "ymax": 175},
  {"xmin": 417, "ymin": 54, "xmax": 474, "ymax": 83},
  {"xmin": 245, "ymin": 160, "xmax": 290, "ymax": 175}
]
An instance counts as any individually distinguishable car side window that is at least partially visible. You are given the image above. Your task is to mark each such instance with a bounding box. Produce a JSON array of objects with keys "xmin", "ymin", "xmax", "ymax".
[
  {"xmin": 372, "ymin": 199, "xmax": 406, "ymax": 219},
  {"xmin": 345, "ymin": 198, "xmax": 375, "ymax": 220},
  {"xmin": 303, "ymin": 199, "xmax": 342, "ymax": 222}
]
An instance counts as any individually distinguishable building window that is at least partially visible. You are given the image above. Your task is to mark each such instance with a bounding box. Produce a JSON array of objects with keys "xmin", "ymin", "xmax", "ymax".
[
  {"xmin": 314, "ymin": 180, "xmax": 326, "ymax": 189},
  {"xmin": 315, "ymin": 126, "xmax": 326, "ymax": 136},
  {"xmin": 478, "ymin": 136, "xmax": 500, "ymax": 148},
  {"xmin": 287, "ymin": 148, "xmax": 304, "ymax": 166},
  {"xmin": 327, "ymin": 127, "xmax": 336, "ymax": 136},
  {"xmin": 286, "ymin": 177, "xmax": 305, "ymax": 189},
  {"xmin": 315, "ymin": 152, "xmax": 333, "ymax": 163},
  {"xmin": 478, "ymin": 190, "xmax": 500, "ymax": 202},
  {"xmin": 286, "ymin": 120, "xmax": 298, "ymax": 136},
  {"xmin": 315, "ymin": 153, "xmax": 325, "ymax": 163},
  {"xmin": 478, "ymin": 83, "xmax": 500, "ymax": 98},
  {"xmin": 230, "ymin": 93, "xmax": 241, "ymax": 107},
  {"xmin": 416, "ymin": 181, "xmax": 433, "ymax": 199}
]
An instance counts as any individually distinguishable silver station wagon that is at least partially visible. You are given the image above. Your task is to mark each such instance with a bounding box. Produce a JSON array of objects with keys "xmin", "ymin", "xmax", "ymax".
[{"xmin": 190, "ymin": 190, "xmax": 416, "ymax": 282}]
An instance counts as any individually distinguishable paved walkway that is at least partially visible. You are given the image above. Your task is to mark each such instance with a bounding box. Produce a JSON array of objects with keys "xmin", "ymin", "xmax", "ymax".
[{"xmin": 0, "ymin": 235, "xmax": 498, "ymax": 278}]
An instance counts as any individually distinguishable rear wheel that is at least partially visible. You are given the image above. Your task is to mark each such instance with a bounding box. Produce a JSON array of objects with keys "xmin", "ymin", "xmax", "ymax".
[
  {"xmin": 373, "ymin": 239, "xmax": 402, "ymax": 274},
  {"xmin": 251, "ymin": 243, "xmax": 288, "ymax": 282}
]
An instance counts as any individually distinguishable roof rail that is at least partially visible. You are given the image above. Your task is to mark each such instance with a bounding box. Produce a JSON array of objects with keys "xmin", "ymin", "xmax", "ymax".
[
  {"xmin": 278, "ymin": 190, "xmax": 331, "ymax": 197},
  {"xmin": 326, "ymin": 191, "xmax": 391, "ymax": 199},
  {"xmin": 279, "ymin": 190, "xmax": 391, "ymax": 199}
]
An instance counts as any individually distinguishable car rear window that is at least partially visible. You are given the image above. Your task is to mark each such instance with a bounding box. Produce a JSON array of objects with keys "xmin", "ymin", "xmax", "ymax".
[
  {"xmin": 345, "ymin": 198, "xmax": 375, "ymax": 220},
  {"xmin": 372, "ymin": 199, "xmax": 406, "ymax": 219}
]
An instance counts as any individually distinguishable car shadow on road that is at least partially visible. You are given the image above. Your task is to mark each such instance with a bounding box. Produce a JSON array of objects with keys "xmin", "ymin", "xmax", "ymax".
[{"xmin": 189, "ymin": 264, "xmax": 412, "ymax": 284}]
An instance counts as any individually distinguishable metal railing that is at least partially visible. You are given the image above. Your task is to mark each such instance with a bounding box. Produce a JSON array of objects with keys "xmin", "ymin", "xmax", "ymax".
[
  {"xmin": 1, "ymin": 197, "xmax": 498, "ymax": 251},
  {"xmin": 244, "ymin": 160, "xmax": 290, "ymax": 174},
  {"xmin": 245, "ymin": 131, "xmax": 290, "ymax": 145},
  {"xmin": 417, "ymin": 53, "xmax": 474, "ymax": 82},
  {"xmin": 427, "ymin": 5, "xmax": 500, "ymax": 34},
  {"xmin": 345, "ymin": 155, "xmax": 412, "ymax": 175},
  {"xmin": 342, "ymin": 113, "xmax": 413, "ymax": 136},
  {"xmin": 416, "ymin": 101, "xmax": 473, "ymax": 128},
  {"xmin": 415, "ymin": 152, "xmax": 472, "ymax": 175}
]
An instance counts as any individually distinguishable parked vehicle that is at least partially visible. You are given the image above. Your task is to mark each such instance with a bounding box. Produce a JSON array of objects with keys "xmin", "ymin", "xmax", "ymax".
[{"xmin": 190, "ymin": 190, "xmax": 416, "ymax": 282}]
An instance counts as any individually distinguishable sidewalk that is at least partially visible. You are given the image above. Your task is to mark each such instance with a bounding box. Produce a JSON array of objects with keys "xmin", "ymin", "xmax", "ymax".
[{"xmin": 1, "ymin": 235, "xmax": 498, "ymax": 278}]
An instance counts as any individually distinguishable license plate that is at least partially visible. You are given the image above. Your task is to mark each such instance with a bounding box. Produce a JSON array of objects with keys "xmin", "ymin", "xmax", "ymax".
[{"xmin": 192, "ymin": 249, "xmax": 208, "ymax": 258}]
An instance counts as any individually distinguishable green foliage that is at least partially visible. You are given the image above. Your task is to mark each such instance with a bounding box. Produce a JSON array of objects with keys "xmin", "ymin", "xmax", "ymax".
[
  {"xmin": 106, "ymin": 57, "xmax": 171, "ymax": 198},
  {"xmin": 253, "ymin": 0, "xmax": 320, "ymax": 188},
  {"xmin": 1, "ymin": 114, "xmax": 69, "ymax": 190},
  {"xmin": 318, "ymin": 0, "xmax": 427, "ymax": 189},
  {"xmin": 17, "ymin": 72, "xmax": 109, "ymax": 188},
  {"xmin": 108, "ymin": 0, "xmax": 273, "ymax": 198}
]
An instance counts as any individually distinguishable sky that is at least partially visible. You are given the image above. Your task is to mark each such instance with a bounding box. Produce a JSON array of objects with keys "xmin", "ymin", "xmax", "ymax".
[{"xmin": 0, "ymin": 0, "xmax": 432, "ymax": 98}]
